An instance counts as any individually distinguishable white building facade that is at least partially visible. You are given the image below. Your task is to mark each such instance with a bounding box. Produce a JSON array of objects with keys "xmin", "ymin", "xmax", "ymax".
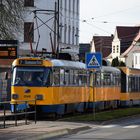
[
  {"xmin": 112, "ymin": 30, "xmax": 121, "ymax": 59},
  {"xmin": 17, "ymin": 0, "xmax": 80, "ymax": 60}
]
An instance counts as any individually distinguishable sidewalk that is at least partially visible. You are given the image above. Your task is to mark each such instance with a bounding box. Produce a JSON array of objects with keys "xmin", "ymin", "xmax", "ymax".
[{"xmin": 0, "ymin": 120, "xmax": 94, "ymax": 140}]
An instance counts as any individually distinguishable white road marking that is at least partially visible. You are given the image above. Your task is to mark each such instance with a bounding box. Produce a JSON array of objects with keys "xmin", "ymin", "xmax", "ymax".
[
  {"xmin": 123, "ymin": 125, "xmax": 139, "ymax": 129},
  {"xmin": 101, "ymin": 125, "xmax": 118, "ymax": 128},
  {"xmin": 100, "ymin": 124, "xmax": 139, "ymax": 129}
]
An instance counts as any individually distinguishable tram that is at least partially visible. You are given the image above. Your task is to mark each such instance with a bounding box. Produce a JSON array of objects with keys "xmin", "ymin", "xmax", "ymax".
[
  {"xmin": 11, "ymin": 57, "xmax": 89, "ymax": 114},
  {"xmin": 10, "ymin": 57, "xmax": 140, "ymax": 115}
]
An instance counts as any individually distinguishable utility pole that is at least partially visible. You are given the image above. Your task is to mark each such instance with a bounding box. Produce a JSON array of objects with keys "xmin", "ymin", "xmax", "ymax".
[
  {"xmin": 54, "ymin": 2, "xmax": 57, "ymax": 56},
  {"xmin": 57, "ymin": 0, "xmax": 60, "ymax": 59}
]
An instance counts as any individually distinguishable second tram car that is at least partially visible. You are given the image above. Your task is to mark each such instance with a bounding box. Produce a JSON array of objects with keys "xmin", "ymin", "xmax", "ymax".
[{"xmin": 119, "ymin": 67, "xmax": 140, "ymax": 106}]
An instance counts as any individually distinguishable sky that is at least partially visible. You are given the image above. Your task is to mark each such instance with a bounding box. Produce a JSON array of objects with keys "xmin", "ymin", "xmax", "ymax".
[{"xmin": 80, "ymin": 0, "xmax": 140, "ymax": 43}]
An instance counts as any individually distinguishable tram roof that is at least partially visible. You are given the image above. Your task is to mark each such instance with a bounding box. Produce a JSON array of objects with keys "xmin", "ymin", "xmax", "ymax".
[
  {"xmin": 96, "ymin": 66, "xmax": 121, "ymax": 73},
  {"xmin": 50, "ymin": 59, "xmax": 86, "ymax": 69}
]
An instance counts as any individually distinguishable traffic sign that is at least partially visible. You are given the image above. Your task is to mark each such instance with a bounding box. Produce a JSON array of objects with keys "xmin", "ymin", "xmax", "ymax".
[{"xmin": 86, "ymin": 52, "xmax": 102, "ymax": 69}]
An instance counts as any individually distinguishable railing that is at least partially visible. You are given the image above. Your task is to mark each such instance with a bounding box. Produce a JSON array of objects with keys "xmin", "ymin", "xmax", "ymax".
[{"xmin": 0, "ymin": 100, "xmax": 37, "ymax": 128}]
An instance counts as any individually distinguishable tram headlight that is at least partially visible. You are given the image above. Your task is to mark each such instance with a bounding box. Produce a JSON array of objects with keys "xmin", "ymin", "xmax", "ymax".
[
  {"xmin": 36, "ymin": 94, "xmax": 43, "ymax": 100},
  {"xmin": 12, "ymin": 94, "xmax": 19, "ymax": 99}
]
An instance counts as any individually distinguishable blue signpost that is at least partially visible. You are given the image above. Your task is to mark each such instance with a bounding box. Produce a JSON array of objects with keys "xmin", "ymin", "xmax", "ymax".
[
  {"xmin": 86, "ymin": 52, "xmax": 102, "ymax": 69},
  {"xmin": 85, "ymin": 52, "xmax": 102, "ymax": 120}
]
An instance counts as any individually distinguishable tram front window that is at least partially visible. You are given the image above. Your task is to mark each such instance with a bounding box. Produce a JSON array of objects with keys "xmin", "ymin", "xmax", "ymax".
[{"xmin": 12, "ymin": 67, "xmax": 51, "ymax": 86}]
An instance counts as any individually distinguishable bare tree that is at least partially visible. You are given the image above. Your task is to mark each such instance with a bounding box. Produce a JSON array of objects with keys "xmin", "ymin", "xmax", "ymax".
[{"xmin": 0, "ymin": 0, "xmax": 25, "ymax": 39}]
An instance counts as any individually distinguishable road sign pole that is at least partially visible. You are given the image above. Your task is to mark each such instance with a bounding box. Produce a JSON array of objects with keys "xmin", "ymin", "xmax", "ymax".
[
  {"xmin": 93, "ymin": 71, "xmax": 95, "ymax": 121},
  {"xmin": 86, "ymin": 53, "xmax": 102, "ymax": 121}
]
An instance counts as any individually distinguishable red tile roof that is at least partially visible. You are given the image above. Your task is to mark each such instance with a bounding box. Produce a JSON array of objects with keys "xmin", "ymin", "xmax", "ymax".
[
  {"xmin": 120, "ymin": 31, "xmax": 140, "ymax": 57},
  {"xmin": 116, "ymin": 26, "xmax": 140, "ymax": 54},
  {"xmin": 92, "ymin": 36, "xmax": 113, "ymax": 58},
  {"xmin": 117, "ymin": 26, "xmax": 140, "ymax": 39}
]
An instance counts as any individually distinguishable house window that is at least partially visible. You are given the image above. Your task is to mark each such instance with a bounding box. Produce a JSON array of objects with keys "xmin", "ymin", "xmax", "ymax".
[
  {"xmin": 116, "ymin": 45, "xmax": 119, "ymax": 53},
  {"xmin": 60, "ymin": 0, "xmax": 63, "ymax": 9},
  {"xmin": 72, "ymin": 27, "xmax": 75, "ymax": 45},
  {"xmin": 135, "ymin": 56, "xmax": 137, "ymax": 64},
  {"xmin": 76, "ymin": 0, "xmax": 79, "ymax": 14},
  {"xmin": 65, "ymin": 0, "xmax": 67, "ymax": 10},
  {"xmin": 64, "ymin": 24, "xmax": 67, "ymax": 43},
  {"xmin": 59, "ymin": 23, "xmax": 63, "ymax": 43},
  {"xmin": 24, "ymin": 0, "xmax": 34, "ymax": 7},
  {"xmin": 76, "ymin": 27, "xmax": 79, "ymax": 45},
  {"xmin": 73, "ymin": 0, "xmax": 75, "ymax": 13},
  {"xmin": 24, "ymin": 22, "xmax": 34, "ymax": 43},
  {"xmin": 69, "ymin": 0, "xmax": 71, "ymax": 12},
  {"xmin": 68, "ymin": 25, "xmax": 71, "ymax": 44},
  {"xmin": 113, "ymin": 46, "xmax": 115, "ymax": 53}
]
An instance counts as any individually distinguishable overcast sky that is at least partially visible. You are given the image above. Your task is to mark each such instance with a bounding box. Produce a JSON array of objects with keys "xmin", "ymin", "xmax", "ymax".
[{"xmin": 80, "ymin": 0, "xmax": 140, "ymax": 43}]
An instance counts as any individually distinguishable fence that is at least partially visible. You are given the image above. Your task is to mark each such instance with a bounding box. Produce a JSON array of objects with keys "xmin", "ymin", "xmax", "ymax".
[{"xmin": 0, "ymin": 100, "xmax": 37, "ymax": 128}]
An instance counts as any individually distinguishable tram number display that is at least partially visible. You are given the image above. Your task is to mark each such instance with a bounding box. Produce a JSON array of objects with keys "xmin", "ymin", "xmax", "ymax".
[
  {"xmin": 0, "ymin": 46, "xmax": 17, "ymax": 59},
  {"xmin": 19, "ymin": 60, "xmax": 42, "ymax": 65}
]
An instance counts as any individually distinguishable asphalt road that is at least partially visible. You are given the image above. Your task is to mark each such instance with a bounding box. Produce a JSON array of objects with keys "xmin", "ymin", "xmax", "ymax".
[{"xmin": 50, "ymin": 115, "xmax": 140, "ymax": 140}]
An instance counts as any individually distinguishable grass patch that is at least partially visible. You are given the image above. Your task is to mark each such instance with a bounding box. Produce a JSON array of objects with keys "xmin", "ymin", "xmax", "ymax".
[{"xmin": 61, "ymin": 107, "xmax": 140, "ymax": 122}]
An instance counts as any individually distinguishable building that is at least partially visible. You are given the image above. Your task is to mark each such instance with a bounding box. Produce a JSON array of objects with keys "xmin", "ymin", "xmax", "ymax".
[
  {"xmin": 108, "ymin": 26, "xmax": 140, "ymax": 63},
  {"xmin": 79, "ymin": 43, "xmax": 91, "ymax": 62},
  {"xmin": 17, "ymin": 0, "xmax": 80, "ymax": 60},
  {"xmin": 90, "ymin": 35, "xmax": 113, "ymax": 58},
  {"xmin": 120, "ymin": 31, "xmax": 140, "ymax": 68},
  {"xmin": 0, "ymin": 40, "xmax": 18, "ymax": 75}
]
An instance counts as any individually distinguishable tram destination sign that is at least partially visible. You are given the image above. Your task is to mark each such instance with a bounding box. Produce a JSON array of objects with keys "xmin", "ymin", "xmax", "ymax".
[
  {"xmin": 0, "ymin": 46, "xmax": 17, "ymax": 59},
  {"xmin": 19, "ymin": 60, "xmax": 42, "ymax": 65}
]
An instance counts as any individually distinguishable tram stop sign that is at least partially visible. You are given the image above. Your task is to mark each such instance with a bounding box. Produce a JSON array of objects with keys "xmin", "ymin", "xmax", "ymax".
[{"xmin": 86, "ymin": 52, "xmax": 102, "ymax": 69}]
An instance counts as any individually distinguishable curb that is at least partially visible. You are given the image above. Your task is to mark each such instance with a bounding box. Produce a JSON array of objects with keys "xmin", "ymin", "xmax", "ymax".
[
  {"xmin": 14, "ymin": 129, "xmax": 69, "ymax": 140},
  {"xmin": 68, "ymin": 126, "xmax": 91, "ymax": 134},
  {"xmin": 19, "ymin": 126, "xmax": 91, "ymax": 140}
]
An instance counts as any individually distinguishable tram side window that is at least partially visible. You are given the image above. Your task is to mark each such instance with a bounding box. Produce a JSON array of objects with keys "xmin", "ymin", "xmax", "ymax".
[
  {"xmin": 95, "ymin": 72, "xmax": 101, "ymax": 86},
  {"xmin": 128, "ymin": 76, "xmax": 132, "ymax": 92},
  {"xmin": 102, "ymin": 73, "xmax": 111, "ymax": 86},
  {"xmin": 64, "ymin": 69, "xmax": 69, "ymax": 85},
  {"xmin": 132, "ymin": 77, "xmax": 136, "ymax": 92},
  {"xmin": 129, "ymin": 76, "xmax": 136, "ymax": 92},
  {"xmin": 135, "ymin": 77, "xmax": 139, "ymax": 92},
  {"xmin": 78, "ymin": 70, "xmax": 87, "ymax": 86},
  {"xmin": 61, "ymin": 69, "xmax": 72, "ymax": 86},
  {"xmin": 90, "ymin": 72, "xmax": 94, "ymax": 86},
  {"xmin": 130, "ymin": 76, "xmax": 140, "ymax": 92},
  {"xmin": 82, "ymin": 70, "xmax": 88, "ymax": 85},
  {"xmin": 53, "ymin": 68, "xmax": 60, "ymax": 86},
  {"xmin": 139, "ymin": 77, "xmax": 140, "ymax": 91},
  {"xmin": 121, "ymin": 71, "xmax": 126, "ymax": 92},
  {"xmin": 60, "ymin": 69, "xmax": 65, "ymax": 85},
  {"xmin": 73, "ymin": 70, "xmax": 79, "ymax": 85},
  {"xmin": 69, "ymin": 70, "xmax": 74, "ymax": 85},
  {"xmin": 68, "ymin": 70, "xmax": 77, "ymax": 86},
  {"xmin": 114, "ymin": 74, "xmax": 120, "ymax": 86},
  {"xmin": 77, "ymin": 70, "xmax": 83, "ymax": 86}
]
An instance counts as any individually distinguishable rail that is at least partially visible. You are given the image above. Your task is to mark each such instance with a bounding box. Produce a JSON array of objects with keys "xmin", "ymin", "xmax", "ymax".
[{"xmin": 0, "ymin": 100, "xmax": 37, "ymax": 128}]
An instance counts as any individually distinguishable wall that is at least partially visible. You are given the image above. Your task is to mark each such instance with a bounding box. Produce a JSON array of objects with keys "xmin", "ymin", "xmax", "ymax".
[{"xmin": 17, "ymin": 0, "xmax": 80, "ymax": 59}]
